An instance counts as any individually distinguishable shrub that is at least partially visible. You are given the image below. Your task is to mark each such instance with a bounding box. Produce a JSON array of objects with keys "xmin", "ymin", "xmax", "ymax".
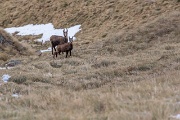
[
  {"xmin": 50, "ymin": 61, "xmax": 62, "ymax": 68},
  {"xmin": 92, "ymin": 60, "xmax": 116, "ymax": 68},
  {"xmin": 94, "ymin": 101, "xmax": 105, "ymax": 113},
  {"xmin": 0, "ymin": 53, "xmax": 8, "ymax": 61},
  {"xmin": 10, "ymin": 76, "xmax": 27, "ymax": 84},
  {"xmin": 31, "ymin": 77, "xmax": 50, "ymax": 84}
]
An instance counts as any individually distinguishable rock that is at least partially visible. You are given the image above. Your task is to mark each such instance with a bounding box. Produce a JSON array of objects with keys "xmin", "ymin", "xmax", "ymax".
[
  {"xmin": 36, "ymin": 50, "xmax": 42, "ymax": 56},
  {"xmin": 5, "ymin": 60, "xmax": 21, "ymax": 67}
]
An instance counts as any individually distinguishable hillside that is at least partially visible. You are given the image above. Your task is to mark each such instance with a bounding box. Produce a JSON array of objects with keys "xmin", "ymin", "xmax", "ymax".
[
  {"xmin": 0, "ymin": 0, "xmax": 179, "ymax": 41},
  {"xmin": 0, "ymin": 27, "xmax": 31, "ymax": 62},
  {"xmin": 0, "ymin": 0, "xmax": 180, "ymax": 120}
]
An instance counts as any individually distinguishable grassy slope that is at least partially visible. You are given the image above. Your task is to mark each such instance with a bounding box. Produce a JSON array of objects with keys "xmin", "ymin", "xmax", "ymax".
[
  {"xmin": 0, "ymin": 27, "xmax": 32, "ymax": 62},
  {"xmin": 0, "ymin": 0, "xmax": 180, "ymax": 120},
  {"xmin": 0, "ymin": 0, "xmax": 179, "ymax": 41}
]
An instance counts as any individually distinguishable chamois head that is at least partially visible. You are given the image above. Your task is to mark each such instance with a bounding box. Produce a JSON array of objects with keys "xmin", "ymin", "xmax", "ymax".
[
  {"xmin": 63, "ymin": 28, "xmax": 68, "ymax": 38},
  {"xmin": 69, "ymin": 36, "xmax": 74, "ymax": 43}
]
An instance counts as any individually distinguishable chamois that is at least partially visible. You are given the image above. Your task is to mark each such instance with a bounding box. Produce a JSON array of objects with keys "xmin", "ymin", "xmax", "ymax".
[
  {"xmin": 53, "ymin": 36, "xmax": 73, "ymax": 58},
  {"xmin": 50, "ymin": 28, "xmax": 68, "ymax": 55}
]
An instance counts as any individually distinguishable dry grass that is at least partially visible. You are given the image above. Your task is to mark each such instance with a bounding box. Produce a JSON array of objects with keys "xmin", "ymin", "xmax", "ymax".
[
  {"xmin": 0, "ymin": 27, "xmax": 33, "ymax": 63},
  {"xmin": 0, "ymin": 0, "xmax": 180, "ymax": 120},
  {"xmin": 0, "ymin": 71, "xmax": 179, "ymax": 120},
  {"xmin": 0, "ymin": 0, "xmax": 179, "ymax": 42},
  {"xmin": 0, "ymin": 53, "xmax": 9, "ymax": 61}
]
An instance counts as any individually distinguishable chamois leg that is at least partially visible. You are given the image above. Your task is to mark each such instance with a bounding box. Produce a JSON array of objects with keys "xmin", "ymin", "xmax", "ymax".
[
  {"xmin": 53, "ymin": 53, "xmax": 55, "ymax": 58},
  {"xmin": 54, "ymin": 46, "xmax": 56, "ymax": 53},
  {"xmin": 70, "ymin": 50, "xmax": 71, "ymax": 56},
  {"xmin": 53, "ymin": 52, "xmax": 56, "ymax": 59},
  {"xmin": 56, "ymin": 51, "xmax": 58, "ymax": 58},
  {"xmin": 52, "ymin": 45, "xmax": 53, "ymax": 55},
  {"xmin": 66, "ymin": 51, "xmax": 68, "ymax": 58},
  {"xmin": 52, "ymin": 46, "xmax": 56, "ymax": 55}
]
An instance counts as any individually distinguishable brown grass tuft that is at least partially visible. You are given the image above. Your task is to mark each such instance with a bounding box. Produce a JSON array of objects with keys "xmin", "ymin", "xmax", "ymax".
[
  {"xmin": 0, "ymin": 27, "xmax": 33, "ymax": 63},
  {"xmin": 0, "ymin": 53, "xmax": 9, "ymax": 61}
]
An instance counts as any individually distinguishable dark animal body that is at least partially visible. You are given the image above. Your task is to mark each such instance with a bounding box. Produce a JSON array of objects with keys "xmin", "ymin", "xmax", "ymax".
[
  {"xmin": 54, "ymin": 37, "xmax": 73, "ymax": 58},
  {"xmin": 50, "ymin": 29, "xmax": 68, "ymax": 55}
]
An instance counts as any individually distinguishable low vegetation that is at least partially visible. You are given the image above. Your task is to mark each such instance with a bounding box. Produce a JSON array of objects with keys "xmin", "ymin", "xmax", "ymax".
[
  {"xmin": 0, "ymin": 27, "xmax": 31, "ymax": 63},
  {"xmin": 0, "ymin": 0, "xmax": 180, "ymax": 120}
]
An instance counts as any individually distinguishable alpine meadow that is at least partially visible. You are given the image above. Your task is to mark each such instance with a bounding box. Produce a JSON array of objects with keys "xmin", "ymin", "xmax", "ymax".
[{"xmin": 0, "ymin": 0, "xmax": 180, "ymax": 120}]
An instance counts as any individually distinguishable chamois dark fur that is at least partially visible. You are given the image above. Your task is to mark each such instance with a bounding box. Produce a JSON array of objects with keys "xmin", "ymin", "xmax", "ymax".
[
  {"xmin": 50, "ymin": 28, "xmax": 68, "ymax": 55},
  {"xmin": 53, "ymin": 36, "xmax": 73, "ymax": 58}
]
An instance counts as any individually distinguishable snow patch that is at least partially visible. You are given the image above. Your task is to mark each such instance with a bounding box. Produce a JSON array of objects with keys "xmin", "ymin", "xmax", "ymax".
[
  {"xmin": 0, "ymin": 67, "xmax": 7, "ymax": 70},
  {"xmin": 170, "ymin": 114, "xmax": 180, "ymax": 119},
  {"xmin": 5, "ymin": 23, "xmax": 81, "ymax": 43},
  {"xmin": 40, "ymin": 47, "xmax": 52, "ymax": 53},
  {"xmin": 2, "ymin": 74, "xmax": 11, "ymax": 83},
  {"xmin": 12, "ymin": 93, "xmax": 21, "ymax": 98},
  {"xmin": 0, "ymin": 66, "xmax": 14, "ymax": 70}
]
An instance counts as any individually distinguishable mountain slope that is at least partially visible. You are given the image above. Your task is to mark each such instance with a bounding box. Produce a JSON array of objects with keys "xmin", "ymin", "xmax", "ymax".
[
  {"xmin": 0, "ymin": 0, "xmax": 180, "ymax": 120},
  {"xmin": 0, "ymin": 0, "xmax": 179, "ymax": 41},
  {"xmin": 0, "ymin": 28, "xmax": 31, "ymax": 62}
]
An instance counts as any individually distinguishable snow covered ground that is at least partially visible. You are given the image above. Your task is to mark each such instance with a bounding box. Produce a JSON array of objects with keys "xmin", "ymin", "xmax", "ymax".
[
  {"xmin": 0, "ymin": 67, "xmax": 13, "ymax": 70},
  {"xmin": 170, "ymin": 114, "xmax": 180, "ymax": 119},
  {"xmin": 12, "ymin": 93, "xmax": 21, "ymax": 98},
  {"xmin": 40, "ymin": 47, "xmax": 51, "ymax": 53},
  {"xmin": 2, "ymin": 74, "xmax": 11, "ymax": 83},
  {"xmin": 5, "ymin": 23, "xmax": 81, "ymax": 43}
]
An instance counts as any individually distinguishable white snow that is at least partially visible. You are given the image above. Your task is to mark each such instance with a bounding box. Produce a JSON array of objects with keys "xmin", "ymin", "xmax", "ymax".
[
  {"xmin": 12, "ymin": 93, "xmax": 20, "ymax": 98},
  {"xmin": 5, "ymin": 23, "xmax": 81, "ymax": 43},
  {"xmin": 2, "ymin": 74, "xmax": 11, "ymax": 83},
  {"xmin": 40, "ymin": 47, "xmax": 52, "ymax": 53},
  {"xmin": 177, "ymin": 102, "xmax": 180, "ymax": 104},
  {"xmin": 170, "ymin": 114, "xmax": 180, "ymax": 119},
  {"xmin": 0, "ymin": 67, "xmax": 13, "ymax": 70},
  {"xmin": 0, "ymin": 67, "xmax": 7, "ymax": 70}
]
